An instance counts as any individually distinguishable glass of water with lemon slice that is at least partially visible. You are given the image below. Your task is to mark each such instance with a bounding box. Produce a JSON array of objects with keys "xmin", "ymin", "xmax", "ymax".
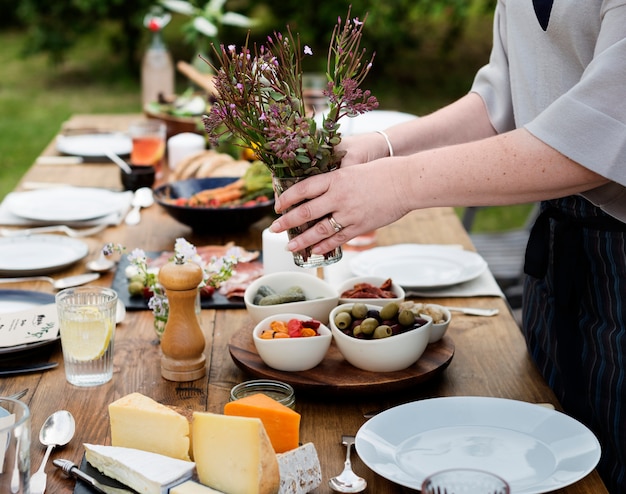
[{"xmin": 56, "ymin": 287, "xmax": 118, "ymax": 387}]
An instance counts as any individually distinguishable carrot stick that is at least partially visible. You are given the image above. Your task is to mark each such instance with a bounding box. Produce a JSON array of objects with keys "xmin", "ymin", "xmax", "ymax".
[
  {"xmin": 190, "ymin": 178, "xmax": 245, "ymax": 203},
  {"xmin": 212, "ymin": 189, "xmax": 243, "ymax": 205}
]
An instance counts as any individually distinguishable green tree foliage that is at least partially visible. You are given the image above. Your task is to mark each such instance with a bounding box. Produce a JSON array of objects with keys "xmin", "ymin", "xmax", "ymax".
[
  {"xmin": 228, "ymin": 0, "xmax": 496, "ymax": 86},
  {"xmin": 15, "ymin": 0, "xmax": 155, "ymax": 68},
  {"xmin": 9, "ymin": 0, "xmax": 495, "ymax": 89}
]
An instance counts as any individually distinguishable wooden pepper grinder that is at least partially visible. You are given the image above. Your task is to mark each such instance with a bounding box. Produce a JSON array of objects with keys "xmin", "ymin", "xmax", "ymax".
[{"xmin": 158, "ymin": 257, "xmax": 206, "ymax": 381}]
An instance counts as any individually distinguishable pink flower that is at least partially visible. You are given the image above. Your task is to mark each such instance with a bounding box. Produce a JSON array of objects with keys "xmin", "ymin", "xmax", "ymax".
[{"xmin": 203, "ymin": 7, "xmax": 378, "ymax": 178}]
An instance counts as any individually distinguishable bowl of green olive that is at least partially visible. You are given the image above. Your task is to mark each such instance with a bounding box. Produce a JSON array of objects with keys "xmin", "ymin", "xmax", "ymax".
[{"xmin": 329, "ymin": 302, "xmax": 433, "ymax": 372}]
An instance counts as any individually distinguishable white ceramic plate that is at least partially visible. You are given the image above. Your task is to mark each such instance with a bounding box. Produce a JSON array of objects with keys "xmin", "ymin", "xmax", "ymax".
[
  {"xmin": 0, "ymin": 290, "xmax": 58, "ymax": 354},
  {"xmin": 355, "ymin": 396, "xmax": 601, "ymax": 493},
  {"xmin": 7, "ymin": 187, "xmax": 125, "ymax": 222},
  {"xmin": 0, "ymin": 235, "xmax": 88, "ymax": 275},
  {"xmin": 350, "ymin": 244, "xmax": 488, "ymax": 289},
  {"xmin": 56, "ymin": 132, "xmax": 132, "ymax": 158},
  {"xmin": 314, "ymin": 110, "xmax": 417, "ymax": 135}
]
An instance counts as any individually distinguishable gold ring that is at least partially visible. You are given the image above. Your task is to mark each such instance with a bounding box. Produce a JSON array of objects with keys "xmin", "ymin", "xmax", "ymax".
[{"xmin": 328, "ymin": 216, "xmax": 344, "ymax": 233}]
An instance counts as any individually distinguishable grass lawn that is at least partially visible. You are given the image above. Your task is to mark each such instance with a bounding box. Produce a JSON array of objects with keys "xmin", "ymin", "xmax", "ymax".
[
  {"xmin": 0, "ymin": 29, "xmax": 141, "ymax": 200},
  {"xmin": 0, "ymin": 26, "xmax": 535, "ymax": 232}
]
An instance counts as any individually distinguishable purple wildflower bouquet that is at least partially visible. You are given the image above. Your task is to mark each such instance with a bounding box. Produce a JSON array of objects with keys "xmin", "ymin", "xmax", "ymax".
[{"xmin": 203, "ymin": 8, "xmax": 379, "ymax": 179}]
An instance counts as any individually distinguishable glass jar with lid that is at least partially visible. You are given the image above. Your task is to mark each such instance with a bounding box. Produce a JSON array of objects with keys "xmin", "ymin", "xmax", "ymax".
[{"xmin": 229, "ymin": 379, "xmax": 296, "ymax": 409}]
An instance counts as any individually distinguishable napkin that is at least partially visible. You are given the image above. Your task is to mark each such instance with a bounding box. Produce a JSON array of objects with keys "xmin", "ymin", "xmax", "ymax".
[
  {"xmin": 323, "ymin": 245, "xmax": 505, "ymax": 299},
  {"xmin": 0, "ymin": 188, "xmax": 133, "ymax": 227},
  {"xmin": 0, "ymin": 303, "xmax": 59, "ymax": 348}
]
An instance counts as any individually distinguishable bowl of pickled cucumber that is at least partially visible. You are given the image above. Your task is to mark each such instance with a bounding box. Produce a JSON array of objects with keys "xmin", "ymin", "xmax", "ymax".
[
  {"xmin": 329, "ymin": 302, "xmax": 433, "ymax": 372},
  {"xmin": 244, "ymin": 272, "xmax": 339, "ymax": 324}
]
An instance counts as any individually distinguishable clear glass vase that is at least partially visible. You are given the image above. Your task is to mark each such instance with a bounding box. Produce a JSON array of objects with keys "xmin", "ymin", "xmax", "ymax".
[{"xmin": 272, "ymin": 175, "xmax": 343, "ymax": 268}]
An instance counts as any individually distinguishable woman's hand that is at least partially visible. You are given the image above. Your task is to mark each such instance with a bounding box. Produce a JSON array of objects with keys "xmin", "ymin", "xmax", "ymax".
[
  {"xmin": 270, "ymin": 158, "xmax": 411, "ymax": 255},
  {"xmin": 335, "ymin": 132, "xmax": 393, "ymax": 167}
]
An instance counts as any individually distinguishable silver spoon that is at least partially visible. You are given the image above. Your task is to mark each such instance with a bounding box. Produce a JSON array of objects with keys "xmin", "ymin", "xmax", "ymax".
[
  {"xmin": 6, "ymin": 392, "xmax": 30, "ymax": 493},
  {"xmin": 10, "ymin": 424, "xmax": 25, "ymax": 493},
  {"xmin": 30, "ymin": 410, "xmax": 76, "ymax": 494},
  {"xmin": 0, "ymin": 272, "xmax": 100, "ymax": 290},
  {"xmin": 86, "ymin": 252, "xmax": 116, "ymax": 273},
  {"xmin": 329, "ymin": 435, "xmax": 367, "ymax": 493},
  {"xmin": 124, "ymin": 187, "xmax": 154, "ymax": 225}
]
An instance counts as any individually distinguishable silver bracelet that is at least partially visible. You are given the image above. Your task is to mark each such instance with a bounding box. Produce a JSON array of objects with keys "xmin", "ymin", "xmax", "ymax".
[{"xmin": 376, "ymin": 130, "xmax": 394, "ymax": 157}]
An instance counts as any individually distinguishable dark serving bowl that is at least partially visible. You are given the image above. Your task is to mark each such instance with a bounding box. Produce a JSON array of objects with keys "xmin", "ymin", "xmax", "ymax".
[{"xmin": 154, "ymin": 177, "xmax": 275, "ymax": 233}]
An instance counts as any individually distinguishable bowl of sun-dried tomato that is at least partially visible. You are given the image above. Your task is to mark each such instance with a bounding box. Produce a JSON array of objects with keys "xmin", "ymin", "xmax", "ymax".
[{"xmin": 337, "ymin": 276, "xmax": 405, "ymax": 307}]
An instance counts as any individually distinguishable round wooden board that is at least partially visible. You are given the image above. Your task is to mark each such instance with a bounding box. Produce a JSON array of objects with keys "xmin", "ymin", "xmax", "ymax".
[{"xmin": 228, "ymin": 326, "xmax": 454, "ymax": 396}]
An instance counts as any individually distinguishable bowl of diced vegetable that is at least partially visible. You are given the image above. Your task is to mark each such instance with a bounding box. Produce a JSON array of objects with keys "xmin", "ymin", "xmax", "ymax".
[
  {"xmin": 154, "ymin": 162, "xmax": 275, "ymax": 233},
  {"xmin": 252, "ymin": 313, "xmax": 333, "ymax": 371},
  {"xmin": 244, "ymin": 272, "xmax": 339, "ymax": 325}
]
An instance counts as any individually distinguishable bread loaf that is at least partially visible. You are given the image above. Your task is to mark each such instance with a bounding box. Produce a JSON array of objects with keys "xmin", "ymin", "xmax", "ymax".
[{"xmin": 171, "ymin": 150, "xmax": 250, "ymax": 181}]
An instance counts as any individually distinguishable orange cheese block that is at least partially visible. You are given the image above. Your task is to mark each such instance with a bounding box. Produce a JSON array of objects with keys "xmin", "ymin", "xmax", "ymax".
[{"xmin": 224, "ymin": 393, "xmax": 300, "ymax": 453}]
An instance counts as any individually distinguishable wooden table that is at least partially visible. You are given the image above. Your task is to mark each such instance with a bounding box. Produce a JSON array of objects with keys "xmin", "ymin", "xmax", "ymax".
[{"xmin": 0, "ymin": 114, "xmax": 607, "ymax": 493}]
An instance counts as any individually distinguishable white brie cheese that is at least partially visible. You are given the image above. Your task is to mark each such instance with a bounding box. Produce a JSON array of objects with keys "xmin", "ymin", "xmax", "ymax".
[{"xmin": 84, "ymin": 443, "xmax": 195, "ymax": 494}]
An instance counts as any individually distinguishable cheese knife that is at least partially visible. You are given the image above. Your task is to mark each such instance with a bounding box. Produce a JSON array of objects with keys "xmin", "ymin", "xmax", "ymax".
[{"xmin": 53, "ymin": 459, "xmax": 134, "ymax": 494}]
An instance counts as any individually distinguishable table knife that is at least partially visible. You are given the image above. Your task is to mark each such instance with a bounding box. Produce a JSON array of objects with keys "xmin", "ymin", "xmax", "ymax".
[
  {"xmin": 53, "ymin": 459, "xmax": 133, "ymax": 494},
  {"xmin": 0, "ymin": 362, "xmax": 58, "ymax": 377}
]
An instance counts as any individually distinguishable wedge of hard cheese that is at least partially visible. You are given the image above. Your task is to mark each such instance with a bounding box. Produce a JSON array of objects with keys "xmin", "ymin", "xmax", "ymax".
[
  {"xmin": 109, "ymin": 392, "xmax": 191, "ymax": 461},
  {"xmin": 276, "ymin": 442, "xmax": 322, "ymax": 494},
  {"xmin": 84, "ymin": 444, "xmax": 195, "ymax": 494},
  {"xmin": 224, "ymin": 393, "xmax": 300, "ymax": 453},
  {"xmin": 192, "ymin": 412, "xmax": 280, "ymax": 494}
]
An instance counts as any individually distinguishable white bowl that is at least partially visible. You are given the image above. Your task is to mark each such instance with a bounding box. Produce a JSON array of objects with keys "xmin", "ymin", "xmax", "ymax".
[
  {"xmin": 399, "ymin": 301, "xmax": 451, "ymax": 343},
  {"xmin": 329, "ymin": 303, "xmax": 432, "ymax": 372},
  {"xmin": 337, "ymin": 276, "xmax": 405, "ymax": 307},
  {"xmin": 244, "ymin": 272, "xmax": 339, "ymax": 324},
  {"xmin": 252, "ymin": 313, "xmax": 332, "ymax": 371}
]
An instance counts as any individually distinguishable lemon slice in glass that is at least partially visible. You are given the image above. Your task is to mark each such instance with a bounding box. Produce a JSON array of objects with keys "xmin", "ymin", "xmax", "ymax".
[{"xmin": 60, "ymin": 307, "xmax": 114, "ymax": 361}]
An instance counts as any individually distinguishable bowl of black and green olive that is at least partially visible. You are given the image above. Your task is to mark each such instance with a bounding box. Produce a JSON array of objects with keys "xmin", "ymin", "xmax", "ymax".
[
  {"xmin": 244, "ymin": 272, "xmax": 339, "ymax": 324},
  {"xmin": 329, "ymin": 302, "xmax": 433, "ymax": 372}
]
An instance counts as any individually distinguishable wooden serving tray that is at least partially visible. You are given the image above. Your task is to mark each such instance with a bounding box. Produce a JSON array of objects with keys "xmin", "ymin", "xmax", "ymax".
[{"xmin": 228, "ymin": 326, "xmax": 454, "ymax": 396}]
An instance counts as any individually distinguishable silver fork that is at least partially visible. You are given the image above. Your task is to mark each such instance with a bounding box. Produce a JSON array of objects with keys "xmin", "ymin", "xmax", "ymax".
[
  {"xmin": 0, "ymin": 224, "xmax": 107, "ymax": 238},
  {"xmin": 4, "ymin": 389, "xmax": 28, "ymax": 400}
]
